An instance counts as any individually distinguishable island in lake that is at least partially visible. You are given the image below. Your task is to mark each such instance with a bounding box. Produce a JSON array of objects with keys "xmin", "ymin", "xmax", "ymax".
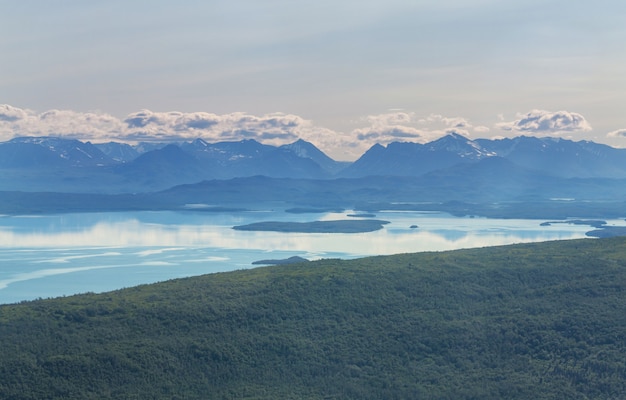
[
  {"xmin": 540, "ymin": 219, "xmax": 607, "ymax": 228},
  {"xmin": 586, "ymin": 226, "xmax": 626, "ymax": 238},
  {"xmin": 539, "ymin": 219, "xmax": 626, "ymax": 238},
  {"xmin": 233, "ymin": 219, "xmax": 390, "ymax": 233}
]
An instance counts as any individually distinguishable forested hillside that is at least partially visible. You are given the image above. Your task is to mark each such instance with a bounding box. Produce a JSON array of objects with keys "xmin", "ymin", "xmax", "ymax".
[{"xmin": 2, "ymin": 237, "xmax": 626, "ymax": 399}]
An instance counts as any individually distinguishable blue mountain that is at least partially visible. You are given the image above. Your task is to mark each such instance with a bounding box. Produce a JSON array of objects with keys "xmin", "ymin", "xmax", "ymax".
[
  {"xmin": 341, "ymin": 133, "xmax": 490, "ymax": 177},
  {"xmin": 178, "ymin": 138, "xmax": 332, "ymax": 179},
  {"xmin": 0, "ymin": 137, "xmax": 114, "ymax": 167},
  {"xmin": 94, "ymin": 142, "xmax": 140, "ymax": 163},
  {"xmin": 3, "ymin": 134, "xmax": 626, "ymax": 194},
  {"xmin": 342, "ymin": 133, "xmax": 626, "ymax": 179},
  {"xmin": 476, "ymin": 136, "xmax": 626, "ymax": 178},
  {"xmin": 279, "ymin": 139, "xmax": 349, "ymax": 174}
]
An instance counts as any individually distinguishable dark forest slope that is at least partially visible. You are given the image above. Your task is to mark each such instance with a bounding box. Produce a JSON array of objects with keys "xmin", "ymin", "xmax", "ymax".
[{"xmin": 2, "ymin": 237, "xmax": 626, "ymax": 399}]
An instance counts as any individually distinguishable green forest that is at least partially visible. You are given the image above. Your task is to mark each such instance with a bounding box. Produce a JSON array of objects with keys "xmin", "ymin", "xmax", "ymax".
[{"xmin": 2, "ymin": 237, "xmax": 626, "ymax": 399}]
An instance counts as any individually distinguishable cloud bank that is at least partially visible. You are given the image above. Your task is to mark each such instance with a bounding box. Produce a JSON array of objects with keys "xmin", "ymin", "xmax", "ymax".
[
  {"xmin": 0, "ymin": 105, "xmax": 311, "ymax": 145},
  {"xmin": 2, "ymin": 104, "xmax": 617, "ymax": 160},
  {"xmin": 0, "ymin": 104, "xmax": 494, "ymax": 160},
  {"xmin": 0, "ymin": 104, "xmax": 344, "ymax": 153}
]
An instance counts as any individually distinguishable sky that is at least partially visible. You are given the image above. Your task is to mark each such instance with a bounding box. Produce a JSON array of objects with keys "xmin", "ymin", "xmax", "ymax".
[{"xmin": 2, "ymin": 0, "xmax": 626, "ymax": 160}]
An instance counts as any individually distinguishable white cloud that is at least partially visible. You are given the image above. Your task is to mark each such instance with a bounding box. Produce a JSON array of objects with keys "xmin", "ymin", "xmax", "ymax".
[
  {"xmin": 607, "ymin": 128, "xmax": 626, "ymax": 138},
  {"xmin": 497, "ymin": 109, "xmax": 592, "ymax": 134},
  {"xmin": 0, "ymin": 105, "xmax": 310, "ymax": 144},
  {"xmin": 5, "ymin": 104, "xmax": 599, "ymax": 162},
  {"xmin": 0, "ymin": 104, "xmax": 30, "ymax": 122},
  {"xmin": 350, "ymin": 112, "xmax": 486, "ymax": 149},
  {"xmin": 367, "ymin": 112, "xmax": 414, "ymax": 127},
  {"xmin": 0, "ymin": 104, "xmax": 355, "ymax": 159},
  {"xmin": 120, "ymin": 110, "xmax": 307, "ymax": 144},
  {"xmin": 0, "ymin": 106, "xmax": 125, "ymax": 140},
  {"xmin": 351, "ymin": 112, "xmax": 423, "ymax": 145}
]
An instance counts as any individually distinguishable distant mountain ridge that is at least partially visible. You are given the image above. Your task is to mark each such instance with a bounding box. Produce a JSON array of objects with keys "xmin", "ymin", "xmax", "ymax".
[
  {"xmin": 342, "ymin": 133, "xmax": 626, "ymax": 179},
  {"xmin": 0, "ymin": 136, "xmax": 347, "ymax": 191},
  {"xmin": 0, "ymin": 136, "xmax": 112, "ymax": 168},
  {"xmin": 475, "ymin": 136, "xmax": 626, "ymax": 178},
  {"xmin": 2, "ymin": 134, "xmax": 626, "ymax": 193},
  {"xmin": 340, "ymin": 133, "xmax": 494, "ymax": 177}
]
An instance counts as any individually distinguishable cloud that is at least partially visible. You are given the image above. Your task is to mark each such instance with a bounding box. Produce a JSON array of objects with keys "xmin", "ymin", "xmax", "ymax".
[
  {"xmin": 353, "ymin": 112, "xmax": 423, "ymax": 143},
  {"xmin": 473, "ymin": 125, "xmax": 491, "ymax": 133},
  {"xmin": 0, "ymin": 104, "xmax": 30, "ymax": 122},
  {"xmin": 607, "ymin": 128, "xmax": 626, "ymax": 138},
  {"xmin": 497, "ymin": 110, "xmax": 592, "ymax": 134},
  {"xmin": 0, "ymin": 105, "xmax": 311, "ymax": 144},
  {"xmin": 119, "ymin": 109, "xmax": 310, "ymax": 144},
  {"xmin": 0, "ymin": 104, "xmax": 351, "ymax": 158},
  {"xmin": 367, "ymin": 112, "xmax": 414, "ymax": 126},
  {"xmin": 355, "ymin": 126, "xmax": 422, "ymax": 141},
  {"xmin": 0, "ymin": 106, "xmax": 125, "ymax": 139},
  {"xmin": 351, "ymin": 112, "xmax": 487, "ymax": 148},
  {"xmin": 4, "ymin": 104, "xmax": 571, "ymax": 162}
]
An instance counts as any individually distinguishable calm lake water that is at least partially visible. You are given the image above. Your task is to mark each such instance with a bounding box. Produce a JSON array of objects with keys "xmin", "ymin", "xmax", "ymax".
[{"xmin": 0, "ymin": 209, "xmax": 613, "ymax": 304}]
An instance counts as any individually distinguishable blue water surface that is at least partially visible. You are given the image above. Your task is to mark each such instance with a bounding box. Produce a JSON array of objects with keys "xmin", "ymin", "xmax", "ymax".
[{"xmin": 0, "ymin": 209, "xmax": 599, "ymax": 304}]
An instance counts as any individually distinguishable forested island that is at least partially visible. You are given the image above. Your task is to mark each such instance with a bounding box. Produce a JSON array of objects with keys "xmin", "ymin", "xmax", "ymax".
[
  {"xmin": 2, "ymin": 237, "xmax": 626, "ymax": 398},
  {"xmin": 233, "ymin": 219, "xmax": 390, "ymax": 233}
]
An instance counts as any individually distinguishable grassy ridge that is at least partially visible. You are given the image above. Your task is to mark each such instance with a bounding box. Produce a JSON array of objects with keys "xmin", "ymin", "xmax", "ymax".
[{"xmin": 2, "ymin": 237, "xmax": 626, "ymax": 398}]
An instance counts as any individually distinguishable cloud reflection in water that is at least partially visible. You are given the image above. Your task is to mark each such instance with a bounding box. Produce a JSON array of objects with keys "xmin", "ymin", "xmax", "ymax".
[
  {"xmin": 0, "ymin": 213, "xmax": 590, "ymax": 255},
  {"xmin": 0, "ymin": 211, "xmax": 596, "ymax": 303}
]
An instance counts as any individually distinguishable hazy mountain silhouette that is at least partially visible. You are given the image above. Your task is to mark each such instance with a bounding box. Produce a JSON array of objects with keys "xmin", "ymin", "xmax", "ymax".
[
  {"xmin": 340, "ymin": 133, "xmax": 492, "ymax": 177},
  {"xmin": 0, "ymin": 137, "xmax": 113, "ymax": 167},
  {"xmin": 476, "ymin": 136, "xmax": 626, "ymax": 178},
  {"xmin": 94, "ymin": 141, "xmax": 140, "ymax": 163},
  {"xmin": 342, "ymin": 134, "xmax": 626, "ymax": 179},
  {"xmin": 3, "ymin": 134, "xmax": 626, "ymax": 194}
]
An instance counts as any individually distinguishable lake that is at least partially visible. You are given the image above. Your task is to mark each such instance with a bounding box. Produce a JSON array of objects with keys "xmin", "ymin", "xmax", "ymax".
[{"xmin": 0, "ymin": 209, "xmax": 615, "ymax": 304}]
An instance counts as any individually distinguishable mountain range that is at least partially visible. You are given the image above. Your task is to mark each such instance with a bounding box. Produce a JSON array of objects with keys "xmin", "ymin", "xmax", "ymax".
[
  {"xmin": 0, "ymin": 136, "xmax": 352, "ymax": 192},
  {"xmin": 1, "ymin": 134, "xmax": 626, "ymax": 201},
  {"xmin": 0, "ymin": 134, "xmax": 626, "ymax": 217},
  {"xmin": 341, "ymin": 133, "xmax": 626, "ymax": 179}
]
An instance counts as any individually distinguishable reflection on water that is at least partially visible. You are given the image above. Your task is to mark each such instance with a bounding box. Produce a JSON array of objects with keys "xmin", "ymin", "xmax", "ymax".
[{"xmin": 0, "ymin": 210, "xmax": 600, "ymax": 304}]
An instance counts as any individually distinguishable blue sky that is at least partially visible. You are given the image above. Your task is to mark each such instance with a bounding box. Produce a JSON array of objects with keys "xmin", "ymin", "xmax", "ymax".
[{"xmin": 2, "ymin": 0, "xmax": 626, "ymax": 160}]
